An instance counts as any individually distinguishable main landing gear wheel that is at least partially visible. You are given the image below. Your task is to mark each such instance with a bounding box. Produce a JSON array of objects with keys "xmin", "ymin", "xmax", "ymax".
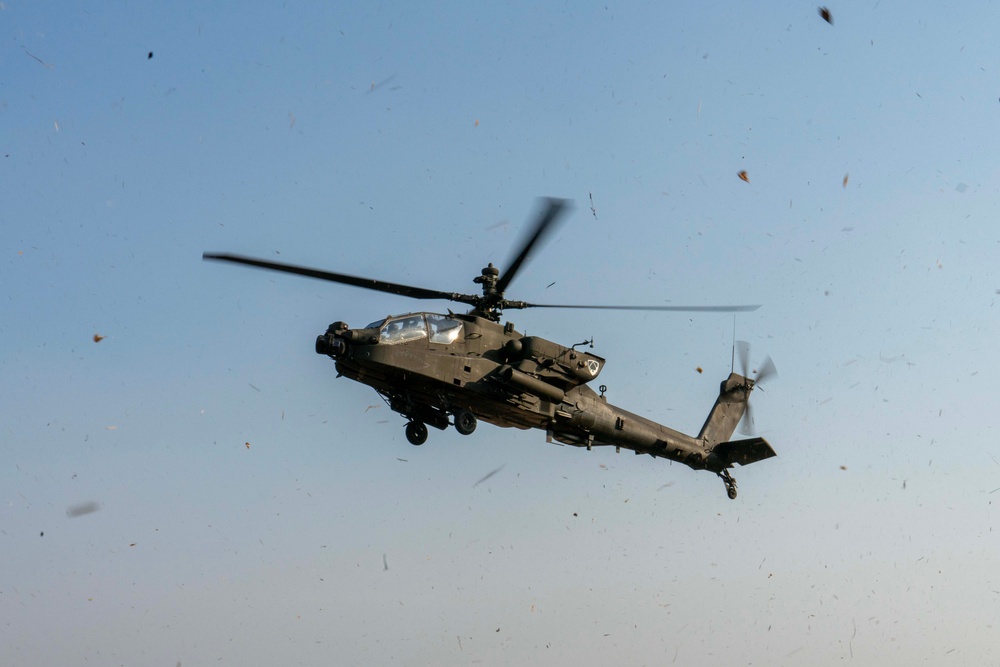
[
  {"xmin": 454, "ymin": 410, "xmax": 477, "ymax": 436},
  {"xmin": 719, "ymin": 469, "xmax": 738, "ymax": 500},
  {"xmin": 405, "ymin": 421, "xmax": 428, "ymax": 446}
]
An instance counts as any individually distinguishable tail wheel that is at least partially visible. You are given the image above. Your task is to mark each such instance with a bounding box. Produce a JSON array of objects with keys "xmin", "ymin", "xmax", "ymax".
[
  {"xmin": 405, "ymin": 421, "xmax": 428, "ymax": 446},
  {"xmin": 454, "ymin": 410, "xmax": 477, "ymax": 436},
  {"xmin": 720, "ymin": 469, "xmax": 738, "ymax": 500}
]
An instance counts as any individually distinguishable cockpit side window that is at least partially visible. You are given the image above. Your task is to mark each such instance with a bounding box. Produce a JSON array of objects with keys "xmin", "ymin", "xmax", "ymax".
[
  {"xmin": 427, "ymin": 314, "xmax": 462, "ymax": 345},
  {"xmin": 379, "ymin": 315, "xmax": 428, "ymax": 345}
]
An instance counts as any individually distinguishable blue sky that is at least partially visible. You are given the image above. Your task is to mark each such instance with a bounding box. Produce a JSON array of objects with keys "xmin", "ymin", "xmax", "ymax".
[{"xmin": 4, "ymin": 2, "xmax": 1000, "ymax": 664}]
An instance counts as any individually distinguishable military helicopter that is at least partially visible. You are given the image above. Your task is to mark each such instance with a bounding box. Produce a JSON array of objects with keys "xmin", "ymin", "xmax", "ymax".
[{"xmin": 203, "ymin": 198, "xmax": 776, "ymax": 499}]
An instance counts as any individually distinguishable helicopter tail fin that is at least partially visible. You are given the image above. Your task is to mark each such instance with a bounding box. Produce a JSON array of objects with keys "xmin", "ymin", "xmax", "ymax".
[{"xmin": 697, "ymin": 372, "xmax": 752, "ymax": 446}]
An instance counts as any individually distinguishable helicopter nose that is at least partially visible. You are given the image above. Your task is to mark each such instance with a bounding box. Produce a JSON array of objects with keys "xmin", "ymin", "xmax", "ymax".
[
  {"xmin": 315, "ymin": 335, "xmax": 329, "ymax": 355},
  {"xmin": 315, "ymin": 335, "xmax": 347, "ymax": 357}
]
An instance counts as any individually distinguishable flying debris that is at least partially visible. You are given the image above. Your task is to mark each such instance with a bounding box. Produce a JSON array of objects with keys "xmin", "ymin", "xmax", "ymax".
[
  {"xmin": 473, "ymin": 465, "xmax": 506, "ymax": 488},
  {"xmin": 93, "ymin": 334, "xmax": 105, "ymax": 343},
  {"xmin": 819, "ymin": 7, "xmax": 833, "ymax": 24},
  {"xmin": 66, "ymin": 501, "xmax": 102, "ymax": 518},
  {"xmin": 738, "ymin": 170, "xmax": 749, "ymax": 183},
  {"xmin": 22, "ymin": 46, "xmax": 54, "ymax": 68}
]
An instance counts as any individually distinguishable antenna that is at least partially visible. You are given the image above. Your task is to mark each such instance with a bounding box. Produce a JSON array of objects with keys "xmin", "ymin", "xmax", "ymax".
[{"xmin": 730, "ymin": 314, "xmax": 736, "ymax": 374}]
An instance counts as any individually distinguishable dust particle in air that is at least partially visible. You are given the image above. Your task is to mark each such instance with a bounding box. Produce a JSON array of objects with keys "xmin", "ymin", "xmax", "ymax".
[{"xmin": 67, "ymin": 501, "xmax": 102, "ymax": 518}]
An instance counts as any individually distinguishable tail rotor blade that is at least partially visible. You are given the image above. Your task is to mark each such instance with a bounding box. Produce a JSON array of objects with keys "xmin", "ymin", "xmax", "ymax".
[
  {"xmin": 739, "ymin": 400, "xmax": 756, "ymax": 436},
  {"xmin": 755, "ymin": 355, "xmax": 778, "ymax": 385},
  {"xmin": 735, "ymin": 341, "xmax": 751, "ymax": 378}
]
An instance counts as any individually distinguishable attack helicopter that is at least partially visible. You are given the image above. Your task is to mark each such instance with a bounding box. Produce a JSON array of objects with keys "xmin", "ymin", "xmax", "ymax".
[{"xmin": 203, "ymin": 198, "xmax": 776, "ymax": 499}]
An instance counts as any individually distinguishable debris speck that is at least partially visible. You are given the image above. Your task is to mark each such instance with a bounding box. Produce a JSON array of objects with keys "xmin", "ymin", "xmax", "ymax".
[
  {"xmin": 147, "ymin": 51, "xmax": 153, "ymax": 60},
  {"xmin": 249, "ymin": 383, "xmax": 261, "ymax": 392},
  {"xmin": 842, "ymin": 173, "xmax": 849, "ymax": 188},
  {"xmin": 383, "ymin": 553, "xmax": 389, "ymax": 571},
  {"xmin": 589, "ymin": 192, "xmax": 597, "ymax": 219},
  {"xmin": 66, "ymin": 501, "xmax": 101, "ymax": 518},
  {"xmin": 22, "ymin": 46, "xmax": 54, "ymax": 68},
  {"xmin": 955, "ymin": 182, "xmax": 968, "ymax": 193},
  {"xmin": 696, "ymin": 366, "xmax": 703, "ymax": 374},
  {"xmin": 245, "ymin": 442, "xmax": 250, "ymax": 449},
  {"xmin": 737, "ymin": 170, "xmax": 749, "ymax": 183},
  {"xmin": 473, "ymin": 464, "xmax": 505, "ymax": 488},
  {"xmin": 839, "ymin": 465, "xmax": 847, "ymax": 470},
  {"xmin": 474, "ymin": 119, "xmax": 479, "ymax": 127},
  {"xmin": 93, "ymin": 334, "xmax": 105, "ymax": 343},
  {"xmin": 819, "ymin": 7, "xmax": 833, "ymax": 24},
  {"xmin": 289, "ymin": 112, "xmax": 296, "ymax": 129}
]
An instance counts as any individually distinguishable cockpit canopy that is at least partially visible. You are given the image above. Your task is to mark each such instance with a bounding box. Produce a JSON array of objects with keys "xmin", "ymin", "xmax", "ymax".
[{"xmin": 372, "ymin": 313, "xmax": 463, "ymax": 346}]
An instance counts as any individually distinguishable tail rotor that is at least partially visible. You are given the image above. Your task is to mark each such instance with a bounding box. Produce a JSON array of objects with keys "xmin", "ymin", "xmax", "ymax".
[{"xmin": 734, "ymin": 341, "xmax": 778, "ymax": 435}]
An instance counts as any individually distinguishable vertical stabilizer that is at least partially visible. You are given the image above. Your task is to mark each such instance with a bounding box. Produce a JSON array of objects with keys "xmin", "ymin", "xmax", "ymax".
[{"xmin": 697, "ymin": 373, "xmax": 752, "ymax": 446}]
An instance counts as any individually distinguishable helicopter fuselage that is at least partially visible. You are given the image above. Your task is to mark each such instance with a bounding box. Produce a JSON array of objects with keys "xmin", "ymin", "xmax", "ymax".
[{"xmin": 315, "ymin": 311, "xmax": 771, "ymax": 486}]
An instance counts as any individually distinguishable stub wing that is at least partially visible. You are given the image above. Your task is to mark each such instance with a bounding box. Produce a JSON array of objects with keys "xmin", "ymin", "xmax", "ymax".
[{"xmin": 711, "ymin": 437, "xmax": 776, "ymax": 468}]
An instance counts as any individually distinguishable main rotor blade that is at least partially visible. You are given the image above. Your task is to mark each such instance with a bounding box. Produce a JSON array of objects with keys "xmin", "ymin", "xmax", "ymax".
[
  {"xmin": 203, "ymin": 253, "xmax": 475, "ymax": 304},
  {"xmin": 517, "ymin": 302, "xmax": 762, "ymax": 313},
  {"xmin": 495, "ymin": 198, "xmax": 571, "ymax": 296}
]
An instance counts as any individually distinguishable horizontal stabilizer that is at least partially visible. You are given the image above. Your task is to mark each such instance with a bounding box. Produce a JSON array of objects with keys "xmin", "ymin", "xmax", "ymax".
[{"xmin": 712, "ymin": 437, "xmax": 776, "ymax": 467}]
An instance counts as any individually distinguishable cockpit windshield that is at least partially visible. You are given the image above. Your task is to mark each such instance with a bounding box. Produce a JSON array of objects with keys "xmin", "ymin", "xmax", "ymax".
[
  {"xmin": 379, "ymin": 315, "xmax": 428, "ymax": 345},
  {"xmin": 374, "ymin": 313, "xmax": 463, "ymax": 345},
  {"xmin": 427, "ymin": 314, "xmax": 462, "ymax": 344}
]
